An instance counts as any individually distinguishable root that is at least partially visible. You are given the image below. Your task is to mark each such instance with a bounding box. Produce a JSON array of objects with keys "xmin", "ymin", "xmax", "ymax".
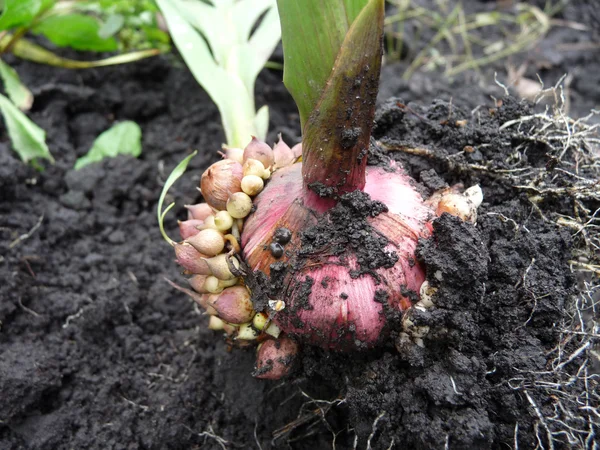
[
  {"xmin": 184, "ymin": 423, "xmax": 231, "ymax": 450},
  {"xmin": 508, "ymin": 281, "xmax": 600, "ymax": 449},
  {"xmin": 9, "ymin": 214, "xmax": 44, "ymax": 249},
  {"xmin": 272, "ymin": 388, "xmax": 347, "ymax": 449}
]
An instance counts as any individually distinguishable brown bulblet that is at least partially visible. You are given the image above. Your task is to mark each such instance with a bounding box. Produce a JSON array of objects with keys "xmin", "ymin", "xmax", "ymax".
[{"xmin": 200, "ymin": 159, "xmax": 243, "ymax": 210}]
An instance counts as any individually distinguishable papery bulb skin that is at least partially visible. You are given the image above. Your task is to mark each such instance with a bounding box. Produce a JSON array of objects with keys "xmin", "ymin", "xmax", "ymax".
[
  {"xmin": 178, "ymin": 219, "xmax": 204, "ymax": 240},
  {"xmin": 273, "ymin": 135, "xmax": 296, "ymax": 169},
  {"xmin": 243, "ymin": 136, "xmax": 274, "ymax": 169},
  {"xmin": 185, "ymin": 203, "xmax": 214, "ymax": 221},
  {"xmin": 242, "ymin": 163, "xmax": 433, "ymax": 349},
  {"xmin": 222, "ymin": 146, "xmax": 244, "ymax": 164},
  {"xmin": 189, "ymin": 274, "xmax": 209, "ymax": 293},
  {"xmin": 185, "ymin": 229, "xmax": 225, "ymax": 256},
  {"xmin": 200, "ymin": 159, "xmax": 243, "ymax": 210},
  {"xmin": 173, "ymin": 242, "xmax": 211, "ymax": 275},
  {"xmin": 291, "ymin": 143, "xmax": 302, "ymax": 159},
  {"xmin": 203, "ymin": 253, "xmax": 239, "ymax": 280},
  {"xmin": 254, "ymin": 335, "xmax": 299, "ymax": 379},
  {"xmin": 207, "ymin": 286, "xmax": 254, "ymax": 324}
]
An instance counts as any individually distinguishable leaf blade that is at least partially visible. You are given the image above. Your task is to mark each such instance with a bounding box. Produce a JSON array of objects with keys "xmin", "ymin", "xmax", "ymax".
[
  {"xmin": 32, "ymin": 13, "xmax": 118, "ymax": 52},
  {"xmin": 0, "ymin": 0, "xmax": 42, "ymax": 30},
  {"xmin": 239, "ymin": 4, "xmax": 281, "ymax": 93},
  {"xmin": 0, "ymin": 59, "xmax": 33, "ymax": 110},
  {"xmin": 0, "ymin": 92, "xmax": 53, "ymax": 164},
  {"xmin": 74, "ymin": 121, "xmax": 142, "ymax": 170},
  {"xmin": 156, "ymin": 0, "xmax": 260, "ymax": 147},
  {"xmin": 276, "ymin": 0, "xmax": 369, "ymax": 128},
  {"xmin": 157, "ymin": 150, "xmax": 198, "ymax": 246},
  {"xmin": 98, "ymin": 13, "xmax": 125, "ymax": 40}
]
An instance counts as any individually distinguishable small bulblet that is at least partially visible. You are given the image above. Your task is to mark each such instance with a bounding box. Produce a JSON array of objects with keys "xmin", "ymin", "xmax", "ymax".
[{"xmin": 200, "ymin": 159, "xmax": 243, "ymax": 210}]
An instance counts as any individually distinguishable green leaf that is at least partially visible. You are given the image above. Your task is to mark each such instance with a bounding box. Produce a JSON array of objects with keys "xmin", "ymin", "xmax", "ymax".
[
  {"xmin": 98, "ymin": 13, "xmax": 125, "ymax": 39},
  {"xmin": 0, "ymin": 0, "xmax": 42, "ymax": 31},
  {"xmin": 301, "ymin": 0, "xmax": 384, "ymax": 193},
  {"xmin": 74, "ymin": 121, "xmax": 142, "ymax": 170},
  {"xmin": 2, "ymin": 34, "xmax": 161, "ymax": 68},
  {"xmin": 276, "ymin": 0, "xmax": 369, "ymax": 128},
  {"xmin": 156, "ymin": 0, "xmax": 280, "ymax": 148},
  {"xmin": 157, "ymin": 150, "xmax": 198, "ymax": 246},
  {"xmin": 32, "ymin": 14, "xmax": 118, "ymax": 52},
  {"xmin": 0, "ymin": 59, "xmax": 33, "ymax": 110},
  {"xmin": 0, "ymin": 92, "xmax": 53, "ymax": 164}
]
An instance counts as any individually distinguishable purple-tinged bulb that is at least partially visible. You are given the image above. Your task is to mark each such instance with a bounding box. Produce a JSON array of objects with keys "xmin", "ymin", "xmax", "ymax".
[
  {"xmin": 178, "ymin": 219, "xmax": 204, "ymax": 240},
  {"xmin": 164, "ymin": 277, "xmax": 215, "ymax": 314},
  {"xmin": 273, "ymin": 135, "xmax": 295, "ymax": 169},
  {"xmin": 243, "ymin": 136, "xmax": 274, "ymax": 169},
  {"xmin": 242, "ymin": 163, "xmax": 432, "ymax": 349},
  {"xmin": 254, "ymin": 335, "xmax": 299, "ymax": 379},
  {"xmin": 207, "ymin": 286, "xmax": 254, "ymax": 324},
  {"xmin": 185, "ymin": 203, "xmax": 214, "ymax": 221},
  {"xmin": 221, "ymin": 146, "xmax": 244, "ymax": 164},
  {"xmin": 188, "ymin": 274, "xmax": 209, "ymax": 293},
  {"xmin": 173, "ymin": 242, "xmax": 211, "ymax": 275}
]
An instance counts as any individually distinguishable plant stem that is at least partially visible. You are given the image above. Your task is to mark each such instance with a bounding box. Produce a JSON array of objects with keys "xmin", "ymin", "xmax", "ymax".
[{"xmin": 301, "ymin": 0, "xmax": 384, "ymax": 197}]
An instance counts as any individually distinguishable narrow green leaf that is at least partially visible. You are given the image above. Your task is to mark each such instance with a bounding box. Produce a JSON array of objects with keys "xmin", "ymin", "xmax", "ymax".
[
  {"xmin": 233, "ymin": 0, "xmax": 280, "ymax": 42},
  {"xmin": 74, "ymin": 121, "xmax": 141, "ymax": 170},
  {"xmin": 237, "ymin": 3, "xmax": 281, "ymax": 94},
  {"xmin": 254, "ymin": 105, "xmax": 270, "ymax": 144},
  {"xmin": 157, "ymin": 151, "xmax": 198, "ymax": 246},
  {"xmin": 302, "ymin": 0, "xmax": 384, "ymax": 193},
  {"xmin": 0, "ymin": 59, "xmax": 33, "ymax": 110},
  {"xmin": 156, "ymin": 0, "xmax": 260, "ymax": 147},
  {"xmin": 276, "ymin": 0, "xmax": 369, "ymax": 128},
  {"xmin": 2, "ymin": 35, "xmax": 161, "ymax": 68},
  {"xmin": 0, "ymin": 92, "xmax": 53, "ymax": 164},
  {"xmin": 0, "ymin": 0, "xmax": 41, "ymax": 31},
  {"xmin": 32, "ymin": 14, "xmax": 118, "ymax": 52},
  {"xmin": 342, "ymin": 0, "xmax": 368, "ymax": 24}
]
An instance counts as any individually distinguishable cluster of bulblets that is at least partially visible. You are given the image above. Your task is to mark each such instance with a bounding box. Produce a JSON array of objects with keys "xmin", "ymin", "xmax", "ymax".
[{"xmin": 169, "ymin": 136, "xmax": 302, "ymax": 379}]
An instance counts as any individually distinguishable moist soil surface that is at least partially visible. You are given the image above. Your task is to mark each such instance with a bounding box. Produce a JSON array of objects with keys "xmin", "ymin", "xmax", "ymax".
[{"xmin": 1, "ymin": 3, "xmax": 599, "ymax": 450}]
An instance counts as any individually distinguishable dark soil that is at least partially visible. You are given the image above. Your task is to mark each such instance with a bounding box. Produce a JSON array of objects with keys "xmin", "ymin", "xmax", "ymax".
[{"xmin": 1, "ymin": 3, "xmax": 599, "ymax": 450}]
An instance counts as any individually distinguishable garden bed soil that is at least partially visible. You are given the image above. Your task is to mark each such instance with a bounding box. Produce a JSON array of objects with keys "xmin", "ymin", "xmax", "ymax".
[{"xmin": 1, "ymin": 3, "xmax": 599, "ymax": 449}]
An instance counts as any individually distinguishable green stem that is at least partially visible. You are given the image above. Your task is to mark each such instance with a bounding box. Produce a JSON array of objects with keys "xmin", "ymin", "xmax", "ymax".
[{"xmin": 301, "ymin": 0, "xmax": 384, "ymax": 196}]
